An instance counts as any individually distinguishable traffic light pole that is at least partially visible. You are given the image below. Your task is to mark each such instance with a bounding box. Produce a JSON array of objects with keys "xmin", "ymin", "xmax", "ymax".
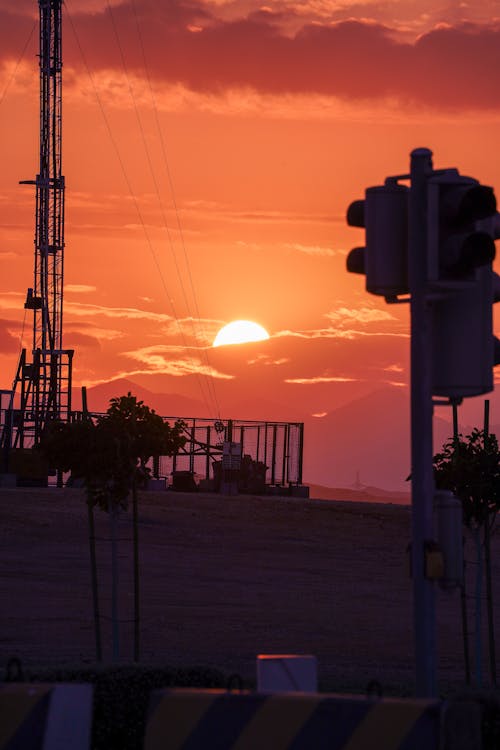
[
  {"xmin": 346, "ymin": 147, "xmax": 500, "ymax": 697},
  {"xmin": 409, "ymin": 148, "xmax": 437, "ymax": 697}
]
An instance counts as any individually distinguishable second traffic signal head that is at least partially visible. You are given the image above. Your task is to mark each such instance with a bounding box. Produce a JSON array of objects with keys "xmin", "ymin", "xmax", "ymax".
[
  {"xmin": 346, "ymin": 181, "xmax": 409, "ymax": 297},
  {"xmin": 432, "ymin": 267, "xmax": 500, "ymax": 398},
  {"xmin": 429, "ymin": 176, "xmax": 500, "ymax": 399},
  {"xmin": 427, "ymin": 170, "xmax": 497, "ymax": 282}
]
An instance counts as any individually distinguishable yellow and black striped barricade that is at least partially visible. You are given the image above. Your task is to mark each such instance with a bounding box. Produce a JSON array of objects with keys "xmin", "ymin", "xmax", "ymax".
[
  {"xmin": 143, "ymin": 689, "xmax": 443, "ymax": 750},
  {"xmin": 0, "ymin": 683, "xmax": 93, "ymax": 750}
]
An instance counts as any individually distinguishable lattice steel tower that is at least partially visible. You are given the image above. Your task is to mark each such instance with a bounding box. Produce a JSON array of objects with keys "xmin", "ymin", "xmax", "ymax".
[{"xmin": 10, "ymin": 0, "xmax": 73, "ymax": 447}]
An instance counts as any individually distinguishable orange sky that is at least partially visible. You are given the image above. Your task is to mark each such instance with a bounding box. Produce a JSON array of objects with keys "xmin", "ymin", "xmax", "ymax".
[{"xmin": 1, "ymin": 0, "xmax": 500, "ymax": 463}]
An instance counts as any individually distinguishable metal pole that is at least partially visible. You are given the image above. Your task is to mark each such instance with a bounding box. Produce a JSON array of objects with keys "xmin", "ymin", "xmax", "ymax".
[
  {"xmin": 452, "ymin": 402, "xmax": 458, "ymax": 443},
  {"xmin": 271, "ymin": 424, "xmax": 277, "ymax": 486},
  {"xmin": 189, "ymin": 419, "xmax": 195, "ymax": 474},
  {"xmin": 484, "ymin": 398, "xmax": 490, "ymax": 437},
  {"xmin": 409, "ymin": 147, "xmax": 437, "ymax": 697},
  {"xmin": 281, "ymin": 424, "xmax": 288, "ymax": 486},
  {"xmin": 483, "ymin": 399, "xmax": 497, "ymax": 686},
  {"xmin": 454, "ymin": 402, "xmax": 472, "ymax": 685},
  {"xmin": 205, "ymin": 426, "xmax": 211, "ymax": 480},
  {"xmin": 298, "ymin": 423, "xmax": 304, "ymax": 485}
]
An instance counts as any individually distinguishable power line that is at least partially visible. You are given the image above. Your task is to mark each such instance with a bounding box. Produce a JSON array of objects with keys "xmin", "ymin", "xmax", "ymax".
[
  {"xmin": 65, "ymin": 1, "xmax": 217, "ymax": 416},
  {"xmin": 0, "ymin": 21, "xmax": 36, "ymax": 109},
  {"xmin": 104, "ymin": 0, "xmax": 217, "ymax": 415},
  {"xmin": 129, "ymin": 0, "xmax": 222, "ymax": 418},
  {"xmin": 106, "ymin": 0, "xmax": 220, "ymax": 417}
]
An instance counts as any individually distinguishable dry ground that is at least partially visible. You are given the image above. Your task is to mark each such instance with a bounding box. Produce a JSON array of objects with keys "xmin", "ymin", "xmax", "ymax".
[{"xmin": 1, "ymin": 487, "xmax": 498, "ymax": 693}]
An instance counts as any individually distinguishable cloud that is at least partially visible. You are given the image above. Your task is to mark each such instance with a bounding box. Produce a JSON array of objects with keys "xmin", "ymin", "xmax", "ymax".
[
  {"xmin": 2, "ymin": 2, "xmax": 496, "ymax": 113},
  {"xmin": 274, "ymin": 325, "xmax": 408, "ymax": 341},
  {"xmin": 326, "ymin": 307, "xmax": 397, "ymax": 324},
  {"xmin": 0, "ymin": 318, "xmax": 21, "ymax": 354},
  {"xmin": 123, "ymin": 344, "xmax": 234, "ymax": 379},
  {"xmin": 283, "ymin": 243, "xmax": 341, "ymax": 257},
  {"xmin": 246, "ymin": 353, "xmax": 289, "ymax": 366},
  {"xmin": 64, "ymin": 331, "xmax": 102, "ymax": 349},
  {"xmin": 66, "ymin": 322, "xmax": 125, "ymax": 341},
  {"xmin": 161, "ymin": 317, "xmax": 221, "ymax": 346},
  {"xmin": 64, "ymin": 300, "xmax": 174, "ymax": 322},
  {"xmin": 0, "ymin": 292, "xmax": 24, "ymax": 311},
  {"xmin": 53, "ymin": 3, "xmax": 500, "ymax": 112},
  {"xmin": 65, "ymin": 284, "xmax": 98, "ymax": 293},
  {"xmin": 284, "ymin": 375, "xmax": 360, "ymax": 384}
]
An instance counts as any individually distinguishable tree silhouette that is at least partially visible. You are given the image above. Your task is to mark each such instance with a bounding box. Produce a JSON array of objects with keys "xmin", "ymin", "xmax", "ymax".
[
  {"xmin": 103, "ymin": 393, "xmax": 186, "ymax": 659},
  {"xmin": 433, "ymin": 428, "xmax": 500, "ymax": 686},
  {"xmin": 39, "ymin": 393, "xmax": 186, "ymax": 661}
]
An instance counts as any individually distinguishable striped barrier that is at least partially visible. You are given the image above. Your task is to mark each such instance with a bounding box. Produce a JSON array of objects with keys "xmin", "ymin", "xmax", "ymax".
[
  {"xmin": 0, "ymin": 683, "xmax": 93, "ymax": 750},
  {"xmin": 143, "ymin": 689, "xmax": 443, "ymax": 750}
]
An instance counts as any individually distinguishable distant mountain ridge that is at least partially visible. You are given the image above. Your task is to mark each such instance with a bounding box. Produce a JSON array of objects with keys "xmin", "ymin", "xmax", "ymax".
[
  {"xmin": 308, "ymin": 483, "xmax": 410, "ymax": 505},
  {"xmin": 72, "ymin": 379, "xmax": 208, "ymax": 418}
]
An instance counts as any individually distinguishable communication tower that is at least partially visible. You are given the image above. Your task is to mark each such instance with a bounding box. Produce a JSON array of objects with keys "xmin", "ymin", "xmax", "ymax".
[{"xmin": 7, "ymin": 0, "xmax": 73, "ymax": 449}]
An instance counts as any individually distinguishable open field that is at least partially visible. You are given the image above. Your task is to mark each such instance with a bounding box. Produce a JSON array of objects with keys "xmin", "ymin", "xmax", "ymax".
[{"xmin": 1, "ymin": 487, "xmax": 498, "ymax": 693}]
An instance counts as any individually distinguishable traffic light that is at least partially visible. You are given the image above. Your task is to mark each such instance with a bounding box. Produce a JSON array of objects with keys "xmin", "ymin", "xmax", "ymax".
[
  {"xmin": 427, "ymin": 170, "xmax": 496, "ymax": 283},
  {"xmin": 428, "ymin": 171, "xmax": 500, "ymax": 397},
  {"xmin": 346, "ymin": 181, "xmax": 409, "ymax": 297}
]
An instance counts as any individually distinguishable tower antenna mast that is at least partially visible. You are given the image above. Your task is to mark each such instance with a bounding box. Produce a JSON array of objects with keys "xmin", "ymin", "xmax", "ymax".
[{"xmin": 11, "ymin": 0, "xmax": 73, "ymax": 447}]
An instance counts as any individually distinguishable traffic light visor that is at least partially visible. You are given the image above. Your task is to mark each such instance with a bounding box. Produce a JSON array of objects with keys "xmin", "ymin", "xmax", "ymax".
[
  {"xmin": 346, "ymin": 247, "xmax": 365, "ymax": 274},
  {"xmin": 347, "ymin": 200, "xmax": 365, "ymax": 228},
  {"xmin": 443, "ymin": 183, "xmax": 496, "ymax": 225}
]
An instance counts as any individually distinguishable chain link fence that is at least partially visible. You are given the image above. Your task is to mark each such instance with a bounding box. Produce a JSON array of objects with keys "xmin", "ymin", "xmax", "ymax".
[{"xmin": 156, "ymin": 417, "xmax": 304, "ymax": 489}]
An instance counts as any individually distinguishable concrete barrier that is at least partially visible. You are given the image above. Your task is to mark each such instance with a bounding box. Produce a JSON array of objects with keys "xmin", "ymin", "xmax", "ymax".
[
  {"xmin": 143, "ymin": 689, "xmax": 445, "ymax": 749},
  {"xmin": 0, "ymin": 683, "xmax": 93, "ymax": 750}
]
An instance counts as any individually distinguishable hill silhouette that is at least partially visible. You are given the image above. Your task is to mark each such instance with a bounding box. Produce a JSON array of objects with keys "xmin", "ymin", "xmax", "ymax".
[
  {"xmin": 301, "ymin": 387, "xmax": 457, "ymax": 492},
  {"xmin": 72, "ymin": 379, "xmax": 208, "ymax": 418}
]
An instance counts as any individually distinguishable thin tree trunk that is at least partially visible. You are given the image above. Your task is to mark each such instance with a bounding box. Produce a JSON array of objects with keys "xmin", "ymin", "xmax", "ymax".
[
  {"xmin": 87, "ymin": 498, "xmax": 102, "ymax": 662},
  {"xmin": 111, "ymin": 504, "xmax": 120, "ymax": 661},
  {"xmin": 453, "ymin": 404, "xmax": 470, "ymax": 683},
  {"xmin": 484, "ymin": 519, "xmax": 497, "ymax": 686},
  {"xmin": 133, "ymin": 481, "xmax": 140, "ymax": 662},
  {"xmin": 474, "ymin": 525, "xmax": 483, "ymax": 687},
  {"xmin": 461, "ymin": 537, "xmax": 471, "ymax": 685},
  {"xmin": 482, "ymin": 399, "xmax": 496, "ymax": 686}
]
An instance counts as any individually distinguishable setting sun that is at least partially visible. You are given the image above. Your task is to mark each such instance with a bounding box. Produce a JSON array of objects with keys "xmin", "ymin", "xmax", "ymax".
[{"xmin": 213, "ymin": 320, "xmax": 270, "ymax": 347}]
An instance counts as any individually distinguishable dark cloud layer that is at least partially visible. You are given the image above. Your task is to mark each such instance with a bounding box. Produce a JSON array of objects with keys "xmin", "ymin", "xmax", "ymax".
[{"xmin": 1, "ymin": 1, "xmax": 499, "ymax": 110}]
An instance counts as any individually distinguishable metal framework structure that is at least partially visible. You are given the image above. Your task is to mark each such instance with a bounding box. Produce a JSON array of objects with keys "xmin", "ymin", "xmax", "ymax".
[
  {"xmin": 7, "ymin": 0, "xmax": 73, "ymax": 449},
  {"xmin": 159, "ymin": 417, "xmax": 304, "ymax": 488}
]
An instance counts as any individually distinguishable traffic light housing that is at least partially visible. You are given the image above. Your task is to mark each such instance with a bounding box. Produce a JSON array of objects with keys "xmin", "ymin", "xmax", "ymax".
[
  {"xmin": 428, "ymin": 170, "xmax": 500, "ymax": 397},
  {"xmin": 427, "ymin": 170, "xmax": 496, "ymax": 283},
  {"xmin": 345, "ymin": 159, "xmax": 500, "ymax": 399},
  {"xmin": 432, "ymin": 266, "xmax": 500, "ymax": 397},
  {"xmin": 346, "ymin": 181, "xmax": 409, "ymax": 297}
]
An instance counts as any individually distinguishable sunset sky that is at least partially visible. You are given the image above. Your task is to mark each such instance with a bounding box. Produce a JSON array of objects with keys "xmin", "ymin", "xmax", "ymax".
[{"xmin": 1, "ymin": 0, "xmax": 500, "ymax": 437}]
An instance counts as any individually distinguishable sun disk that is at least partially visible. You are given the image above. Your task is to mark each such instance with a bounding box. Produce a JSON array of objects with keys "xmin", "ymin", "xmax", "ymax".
[{"xmin": 213, "ymin": 320, "xmax": 270, "ymax": 347}]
